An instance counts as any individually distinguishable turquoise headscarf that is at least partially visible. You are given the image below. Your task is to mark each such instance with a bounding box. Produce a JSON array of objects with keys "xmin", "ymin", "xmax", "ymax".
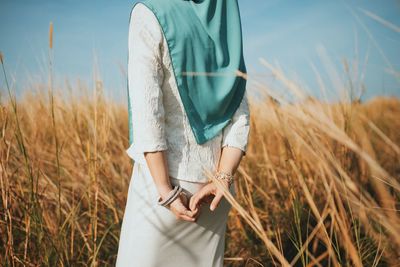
[{"xmin": 128, "ymin": 0, "xmax": 247, "ymax": 145}]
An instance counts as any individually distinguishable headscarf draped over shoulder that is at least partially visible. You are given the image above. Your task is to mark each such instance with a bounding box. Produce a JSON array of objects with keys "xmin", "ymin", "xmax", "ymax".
[{"xmin": 128, "ymin": 0, "xmax": 247, "ymax": 145}]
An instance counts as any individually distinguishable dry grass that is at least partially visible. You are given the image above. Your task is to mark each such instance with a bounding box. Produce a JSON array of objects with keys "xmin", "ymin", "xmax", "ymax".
[
  {"xmin": 1, "ymin": 61, "xmax": 399, "ymax": 266},
  {"xmin": 223, "ymin": 95, "xmax": 400, "ymax": 266}
]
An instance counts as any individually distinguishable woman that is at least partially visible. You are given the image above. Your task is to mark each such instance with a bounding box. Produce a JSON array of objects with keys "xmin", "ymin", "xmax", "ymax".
[{"xmin": 116, "ymin": 0, "xmax": 250, "ymax": 266}]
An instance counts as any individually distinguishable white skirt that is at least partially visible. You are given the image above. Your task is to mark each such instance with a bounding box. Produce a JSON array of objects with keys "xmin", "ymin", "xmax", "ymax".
[{"xmin": 116, "ymin": 162, "xmax": 236, "ymax": 267}]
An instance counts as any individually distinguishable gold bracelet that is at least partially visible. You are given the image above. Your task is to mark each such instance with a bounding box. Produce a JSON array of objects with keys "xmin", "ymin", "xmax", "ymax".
[{"xmin": 209, "ymin": 170, "xmax": 234, "ymax": 187}]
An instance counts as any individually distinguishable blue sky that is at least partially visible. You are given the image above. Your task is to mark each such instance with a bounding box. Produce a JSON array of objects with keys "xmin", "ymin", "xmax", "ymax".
[{"xmin": 0, "ymin": 0, "xmax": 399, "ymax": 104}]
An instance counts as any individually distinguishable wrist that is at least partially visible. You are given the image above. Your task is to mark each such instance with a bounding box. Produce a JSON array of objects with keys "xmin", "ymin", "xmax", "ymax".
[
  {"xmin": 158, "ymin": 184, "xmax": 174, "ymax": 200},
  {"xmin": 211, "ymin": 170, "xmax": 234, "ymax": 188}
]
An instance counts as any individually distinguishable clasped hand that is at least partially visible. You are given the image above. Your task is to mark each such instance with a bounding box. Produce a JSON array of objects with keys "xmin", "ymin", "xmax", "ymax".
[{"xmin": 166, "ymin": 179, "xmax": 230, "ymax": 222}]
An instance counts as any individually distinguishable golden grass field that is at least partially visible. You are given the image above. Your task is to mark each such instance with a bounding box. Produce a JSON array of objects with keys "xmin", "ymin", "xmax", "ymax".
[{"xmin": 1, "ymin": 19, "xmax": 400, "ymax": 266}]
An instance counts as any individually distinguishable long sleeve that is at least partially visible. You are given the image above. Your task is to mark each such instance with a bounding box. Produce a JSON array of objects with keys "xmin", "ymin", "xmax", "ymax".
[
  {"xmin": 127, "ymin": 3, "xmax": 168, "ymax": 154},
  {"xmin": 221, "ymin": 90, "xmax": 250, "ymax": 156}
]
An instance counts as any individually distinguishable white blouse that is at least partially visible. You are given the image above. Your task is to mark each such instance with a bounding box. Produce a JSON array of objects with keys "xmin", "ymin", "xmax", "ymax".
[{"xmin": 126, "ymin": 3, "xmax": 250, "ymax": 183}]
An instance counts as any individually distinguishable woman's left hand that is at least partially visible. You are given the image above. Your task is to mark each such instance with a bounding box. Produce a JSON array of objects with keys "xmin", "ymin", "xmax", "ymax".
[{"xmin": 189, "ymin": 180, "xmax": 230, "ymax": 212}]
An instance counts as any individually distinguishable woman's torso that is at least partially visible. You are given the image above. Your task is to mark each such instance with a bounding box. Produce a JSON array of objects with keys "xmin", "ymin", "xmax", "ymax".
[{"xmin": 126, "ymin": 3, "xmax": 248, "ymax": 183}]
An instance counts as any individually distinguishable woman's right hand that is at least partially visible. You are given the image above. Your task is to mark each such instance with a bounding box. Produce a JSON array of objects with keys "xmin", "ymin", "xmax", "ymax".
[{"xmin": 166, "ymin": 192, "xmax": 200, "ymax": 222}]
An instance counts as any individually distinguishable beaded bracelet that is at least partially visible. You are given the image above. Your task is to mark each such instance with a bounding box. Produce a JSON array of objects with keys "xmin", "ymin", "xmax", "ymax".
[
  {"xmin": 208, "ymin": 170, "xmax": 234, "ymax": 187},
  {"xmin": 157, "ymin": 185, "xmax": 182, "ymax": 207}
]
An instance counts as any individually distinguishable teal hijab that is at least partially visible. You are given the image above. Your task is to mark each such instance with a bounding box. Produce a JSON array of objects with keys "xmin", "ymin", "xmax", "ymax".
[{"xmin": 128, "ymin": 0, "xmax": 247, "ymax": 145}]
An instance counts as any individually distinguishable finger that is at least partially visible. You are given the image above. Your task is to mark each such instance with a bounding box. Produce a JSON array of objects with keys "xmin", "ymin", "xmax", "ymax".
[
  {"xmin": 180, "ymin": 209, "xmax": 197, "ymax": 221},
  {"xmin": 191, "ymin": 188, "xmax": 212, "ymax": 210},
  {"xmin": 190, "ymin": 183, "xmax": 214, "ymax": 210},
  {"xmin": 190, "ymin": 194, "xmax": 203, "ymax": 211},
  {"xmin": 192, "ymin": 208, "xmax": 200, "ymax": 219},
  {"xmin": 190, "ymin": 206, "xmax": 199, "ymax": 216},
  {"xmin": 183, "ymin": 209, "xmax": 196, "ymax": 218},
  {"xmin": 190, "ymin": 195, "xmax": 202, "ymax": 211},
  {"xmin": 176, "ymin": 203, "xmax": 196, "ymax": 217},
  {"xmin": 189, "ymin": 195, "xmax": 196, "ymax": 211},
  {"xmin": 179, "ymin": 214, "xmax": 196, "ymax": 222},
  {"xmin": 210, "ymin": 193, "xmax": 223, "ymax": 211},
  {"xmin": 188, "ymin": 197, "xmax": 202, "ymax": 219}
]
